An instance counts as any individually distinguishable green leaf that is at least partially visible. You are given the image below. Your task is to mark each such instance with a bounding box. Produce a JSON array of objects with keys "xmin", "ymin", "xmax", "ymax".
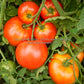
[
  {"xmin": 36, "ymin": 66, "xmax": 45, "ymax": 80},
  {"xmin": 77, "ymin": 8, "xmax": 84, "ymax": 31},
  {"xmin": 9, "ymin": 76, "xmax": 16, "ymax": 84},
  {"xmin": 8, "ymin": 0, "xmax": 15, "ymax": 3},
  {"xmin": 15, "ymin": 0, "xmax": 23, "ymax": 6},
  {"xmin": 57, "ymin": 49, "xmax": 68, "ymax": 55},
  {"xmin": 25, "ymin": 79, "xmax": 31, "ymax": 84},
  {"xmin": 70, "ymin": 28, "xmax": 78, "ymax": 34},
  {"xmin": 51, "ymin": 37, "xmax": 70, "ymax": 50},
  {"xmin": 8, "ymin": 45, "xmax": 15, "ymax": 56},
  {"xmin": 2, "ymin": 36, "xmax": 9, "ymax": 45},
  {"xmin": 17, "ymin": 68, "xmax": 26, "ymax": 77},
  {"xmin": 40, "ymin": 80, "xmax": 55, "ymax": 84},
  {"xmin": 64, "ymin": 0, "xmax": 77, "ymax": 11},
  {"xmin": 76, "ymin": 37, "xmax": 84, "ymax": 44},
  {"xmin": 6, "ymin": 6, "xmax": 18, "ymax": 16}
]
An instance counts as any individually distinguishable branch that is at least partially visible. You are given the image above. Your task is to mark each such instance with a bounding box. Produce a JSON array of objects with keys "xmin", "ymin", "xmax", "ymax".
[{"xmin": 0, "ymin": 0, "xmax": 6, "ymax": 30}]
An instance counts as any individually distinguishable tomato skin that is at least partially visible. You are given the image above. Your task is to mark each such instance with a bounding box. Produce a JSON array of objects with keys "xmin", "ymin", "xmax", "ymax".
[
  {"xmin": 77, "ymin": 51, "xmax": 84, "ymax": 62},
  {"xmin": 48, "ymin": 53, "xmax": 79, "ymax": 84},
  {"xmin": 34, "ymin": 22, "xmax": 57, "ymax": 43},
  {"xmin": 15, "ymin": 40, "xmax": 48, "ymax": 70},
  {"xmin": 41, "ymin": 0, "xmax": 63, "ymax": 19},
  {"xmin": 61, "ymin": 43, "xmax": 84, "ymax": 62},
  {"xmin": 18, "ymin": 1, "xmax": 39, "ymax": 24},
  {"xmin": 4, "ymin": 16, "xmax": 32, "ymax": 46}
]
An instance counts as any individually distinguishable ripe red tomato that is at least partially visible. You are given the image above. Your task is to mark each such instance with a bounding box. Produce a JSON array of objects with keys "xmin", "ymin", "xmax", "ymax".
[
  {"xmin": 34, "ymin": 22, "xmax": 57, "ymax": 43},
  {"xmin": 15, "ymin": 40, "xmax": 48, "ymax": 70},
  {"xmin": 4, "ymin": 16, "xmax": 32, "ymax": 46},
  {"xmin": 40, "ymin": 0, "xmax": 63, "ymax": 19},
  {"xmin": 18, "ymin": 1, "xmax": 39, "ymax": 24},
  {"xmin": 48, "ymin": 53, "xmax": 79, "ymax": 84},
  {"xmin": 61, "ymin": 43, "xmax": 84, "ymax": 62}
]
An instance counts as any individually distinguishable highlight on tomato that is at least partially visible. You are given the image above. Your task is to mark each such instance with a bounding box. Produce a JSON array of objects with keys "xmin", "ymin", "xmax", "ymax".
[
  {"xmin": 18, "ymin": 1, "xmax": 39, "ymax": 24},
  {"xmin": 48, "ymin": 53, "xmax": 79, "ymax": 84},
  {"xmin": 34, "ymin": 21, "xmax": 57, "ymax": 43},
  {"xmin": 15, "ymin": 40, "xmax": 48, "ymax": 70},
  {"xmin": 4, "ymin": 16, "xmax": 32, "ymax": 46},
  {"xmin": 40, "ymin": 0, "xmax": 63, "ymax": 19},
  {"xmin": 61, "ymin": 42, "xmax": 84, "ymax": 62}
]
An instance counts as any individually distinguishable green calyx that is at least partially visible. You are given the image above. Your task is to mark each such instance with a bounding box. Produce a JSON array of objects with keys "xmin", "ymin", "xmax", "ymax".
[
  {"xmin": 39, "ymin": 24, "xmax": 45, "ymax": 30},
  {"xmin": 48, "ymin": 7, "xmax": 54, "ymax": 14},
  {"xmin": 22, "ymin": 24, "xmax": 28, "ymax": 29},
  {"xmin": 63, "ymin": 59, "xmax": 72, "ymax": 67},
  {"xmin": 27, "ymin": 14, "xmax": 32, "ymax": 18}
]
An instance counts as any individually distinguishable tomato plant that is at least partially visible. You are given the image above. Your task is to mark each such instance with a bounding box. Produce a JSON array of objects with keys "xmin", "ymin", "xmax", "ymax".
[
  {"xmin": 34, "ymin": 21, "xmax": 57, "ymax": 43},
  {"xmin": 48, "ymin": 53, "xmax": 79, "ymax": 84},
  {"xmin": 0, "ymin": 0, "xmax": 84, "ymax": 84},
  {"xmin": 15, "ymin": 40, "xmax": 48, "ymax": 70}
]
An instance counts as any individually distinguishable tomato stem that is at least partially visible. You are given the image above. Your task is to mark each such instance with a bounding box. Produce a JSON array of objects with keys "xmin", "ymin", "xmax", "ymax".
[
  {"xmin": 62, "ymin": 59, "xmax": 72, "ymax": 67},
  {"xmin": 31, "ymin": 22, "xmax": 35, "ymax": 40},
  {"xmin": 44, "ymin": 50, "xmax": 54, "ymax": 65},
  {"xmin": 22, "ymin": 24, "xmax": 28, "ymax": 29},
  {"xmin": 0, "ymin": 0, "xmax": 6, "ymax": 30},
  {"xmin": 63, "ymin": 26, "xmax": 67, "ymax": 37},
  {"xmin": 73, "ymin": 60, "xmax": 81, "ymax": 84},
  {"xmin": 0, "ymin": 49, "xmax": 6, "ymax": 61},
  {"xmin": 31, "ymin": 0, "xmax": 46, "ymax": 40},
  {"xmin": 44, "ymin": 5, "xmax": 54, "ymax": 14}
]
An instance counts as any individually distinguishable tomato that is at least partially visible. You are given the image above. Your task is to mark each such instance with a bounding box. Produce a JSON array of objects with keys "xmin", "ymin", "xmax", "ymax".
[
  {"xmin": 48, "ymin": 53, "xmax": 79, "ymax": 84},
  {"xmin": 34, "ymin": 22, "xmax": 57, "ymax": 43},
  {"xmin": 61, "ymin": 43, "xmax": 84, "ymax": 62},
  {"xmin": 40, "ymin": 0, "xmax": 63, "ymax": 19},
  {"xmin": 15, "ymin": 40, "xmax": 48, "ymax": 70},
  {"xmin": 4, "ymin": 16, "xmax": 32, "ymax": 46},
  {"xmin": 18, "ymin": 1, "xmax": 39, "ymax": 24}
]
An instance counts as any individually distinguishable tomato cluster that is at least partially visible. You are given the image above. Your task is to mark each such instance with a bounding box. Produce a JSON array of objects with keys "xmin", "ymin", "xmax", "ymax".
[{"xmin": 3, "ymin": 0, "xmax": 84, "ymax": 84}]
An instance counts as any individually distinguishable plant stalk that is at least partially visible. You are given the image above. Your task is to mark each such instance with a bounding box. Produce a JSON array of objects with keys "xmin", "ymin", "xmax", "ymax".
[
  {"xmin": 0, "ymin": 0, "xmax": 6, "ymax": 30},
  {"xmin": 0, "ymin": 49, "xmax": 6, "ymax": 61}
]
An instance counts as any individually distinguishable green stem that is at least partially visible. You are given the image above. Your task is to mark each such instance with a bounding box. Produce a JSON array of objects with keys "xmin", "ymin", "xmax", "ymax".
[
  {"xmin": 68, "ymin": 43, "xmax": 84, "ymax": 71},
  {"xmin": 52, "ymin": 0, "xmax": 65, "ymax": 16},
  {"xmin": 44, "ymin": 50, "xmax": 54, "ymax": 65},
  {"xmin": 31, "ymin": 22, "xmax": 35, "ymax": 40},
  {"xmin": 0, "ymin": 0, "xmax": 6, "ymax": 30},
  {"xmin": 68, "ymin": 43, "xmax": 75, "ymax": 58},
  {"xmin": 63, "ymin": 26, "xmax": 67, "ymax": 37},
  {"xmin": 56, "ymin": 26, "xmax": 62, "ymax": 36},
  {"xmin": 73, "ymin": 60, "xmax": 81, "ymax": 84},
  {"xmin": 75, "ymin": 58, "xmax": 84, "ymax": 71},
  {"xmin": 26, "ymin": 0, "xmax": 46, "ymax": 40},
  {"xmin": 65, "ymin": 10, "xmax": 77, "ymax": 16},
  {"xmin": 0, "ymin": 49, "xmax": 6, "ymax": 61}
]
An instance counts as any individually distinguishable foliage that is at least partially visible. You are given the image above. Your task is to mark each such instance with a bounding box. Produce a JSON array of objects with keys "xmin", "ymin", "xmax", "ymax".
[{"xmin": 0, "ymin": 0, "xmax": 84, "ymax": 84}]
